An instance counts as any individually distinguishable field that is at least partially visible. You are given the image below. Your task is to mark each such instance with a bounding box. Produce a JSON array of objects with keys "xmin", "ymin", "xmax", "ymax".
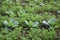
[{"xmin": 0, "ymin": 0, "xmax": 60, "ymax": 40}]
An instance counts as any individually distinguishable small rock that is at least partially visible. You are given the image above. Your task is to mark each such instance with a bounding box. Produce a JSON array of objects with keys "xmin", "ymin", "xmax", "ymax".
[
  {"xmin": 48, "ymin": 18, "xmax": 57, "ymax": 25},
  {"xmin": 42, "ymin": 21, "xmax": 50, "ymax": 29},
  {"xmin": 42, "ymin": 21, "xmax": 49, "ymax": 25},
  {"xmin": 3, "ymin": 20, "xmax": 8, "ymax": 26},
  {"xmin": 57, "ymin": 10, "xmax": 60, "ymax": 14},
  {"xmin": 9, "ymin": 19, "xmax": 19, "ymax": 27},
  {"xmin": 32, "ymin": 22, "xmax": 39, "ymax": 27},
  {"xmin": 29, "ymin": 4, "xmax": 33, "ymax": 7},
  {"xmin": 39, "ymin": 3, "xmax": 45, "ymax": 6}
]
